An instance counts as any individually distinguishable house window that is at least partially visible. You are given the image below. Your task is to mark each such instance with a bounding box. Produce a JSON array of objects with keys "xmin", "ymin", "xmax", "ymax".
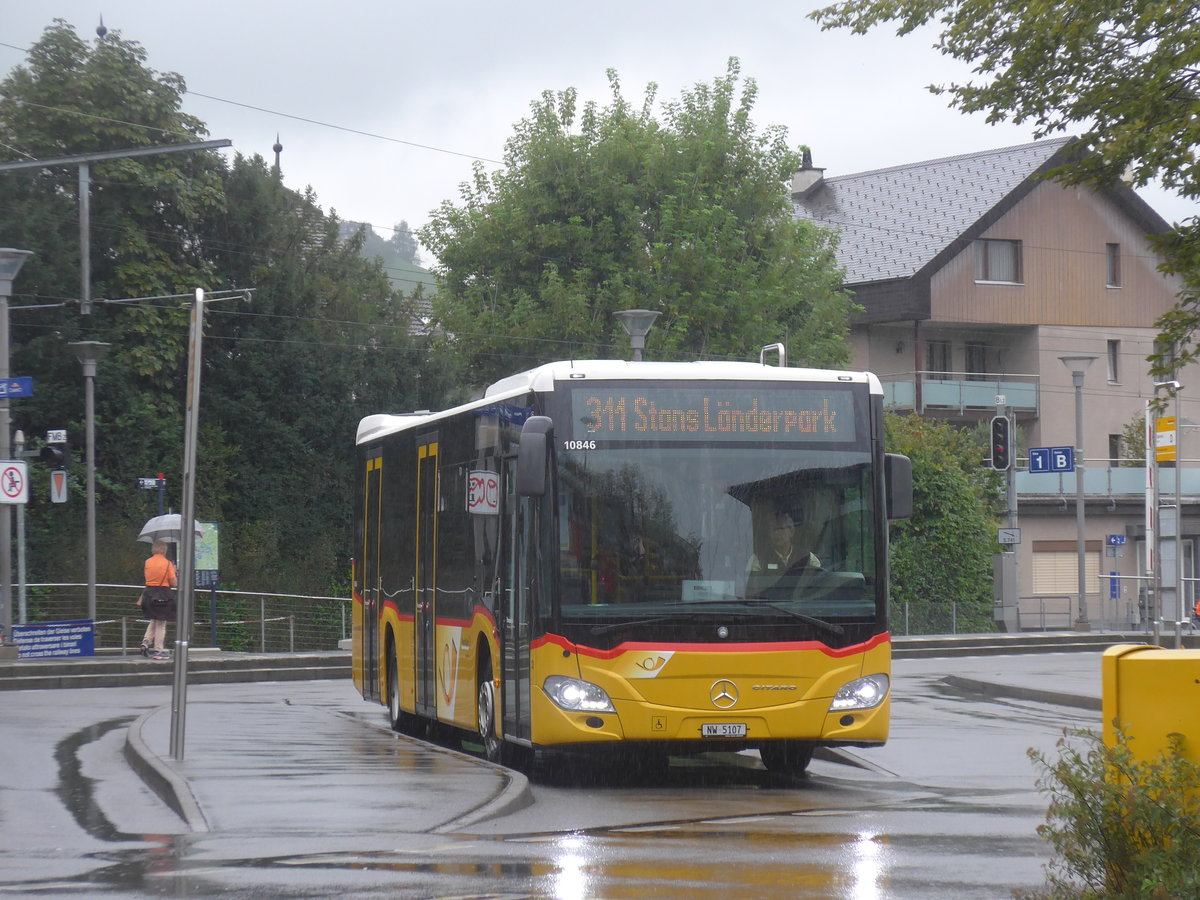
[
  {"xmin": 1106, "ymin": 243, "xmax": 1121, "ymax": 288},
  {"xmin": 965, "ymin": 341, "xmax": 988, "ymax": 381},
  {"xmin": 925, "ymin": 340, "xmax": 951, "ymax": 377},
  {"xmin": 1107, "ymin": 340, "xmax": 1120, "ymax": 383},
  {"xmin": 1032, "ymin": 550, "xmax": 1100, "ymax": 595},
  {"xmin": 976, "ymin": 239, "xmax": 1023, "ymax": 283}
]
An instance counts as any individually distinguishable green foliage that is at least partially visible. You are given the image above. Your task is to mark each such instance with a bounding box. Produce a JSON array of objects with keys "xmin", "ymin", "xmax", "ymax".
[
  {"xmin": 1119, "ymin": 413, "xmax": 1147, "ymax": 466},
  {"xmin": 885, "ymin": 412, "xmax": 1004, "ymax": 632},
  {"xmin": 810, "ymin": 0, "xmax": 1200, "ymax": 384},
  {"xmin": 419, "ymin": 59, "xmax": 856, "ymax": 386},
  {"xmin": 1023, "ymin": 728, "xmax": 1200, "ymax": 899}
]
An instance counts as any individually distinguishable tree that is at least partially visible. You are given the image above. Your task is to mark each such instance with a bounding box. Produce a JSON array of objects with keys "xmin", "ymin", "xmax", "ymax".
[
  {"xmin": 811, "ymin": 0, "xmax": 1200, "ymax": 382},
  {"xmin": 0, "ymin": 21, "xmax": 457, "ymax": 596},
  {"xmin": 419, "ymin": 59, "xmax": 856, "ymax": 386},
  {"xmin": 0, "ymin": 20, "xmax": 227, "ymax": 581},
  {"xmin": 885, "ymin": 412, "xmax": 1005, "ymax": 633},
  {"xmin": 387, "ymin": 220, "xmax": 420, "ymax": 265}
]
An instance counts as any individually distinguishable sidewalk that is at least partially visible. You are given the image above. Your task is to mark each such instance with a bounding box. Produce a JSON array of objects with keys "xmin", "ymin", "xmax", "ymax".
[{"xmin": 125, "ymin": 683, "xmax": 532, "ymax": 835}]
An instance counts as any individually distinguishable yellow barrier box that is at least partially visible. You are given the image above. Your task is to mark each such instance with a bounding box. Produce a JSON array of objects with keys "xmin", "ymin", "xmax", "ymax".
[{"xmin": 1102, "ymin": 644, "xmax": 1200, "ymax": 760}]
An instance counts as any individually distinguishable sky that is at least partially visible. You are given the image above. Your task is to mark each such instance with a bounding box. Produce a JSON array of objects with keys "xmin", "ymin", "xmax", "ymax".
[{"xmin": 4, "ymin": 1, "xmax": 1197, "ymax": 266}]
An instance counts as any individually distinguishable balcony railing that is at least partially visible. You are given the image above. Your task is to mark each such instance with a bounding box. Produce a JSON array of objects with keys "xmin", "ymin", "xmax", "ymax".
[
  {"xmin": 879, "ymin": 371, "xmax": 1039, "ymax": 414},
  {"xmin": 1015, "ymin": 465, "xmax": 1200, "ymax": 496}
]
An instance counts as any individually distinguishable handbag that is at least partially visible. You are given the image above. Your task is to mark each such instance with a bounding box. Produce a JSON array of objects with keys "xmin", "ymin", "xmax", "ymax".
[{"xmin": 143, "ymin": 585, "xmax": 176, "ymax": 618}]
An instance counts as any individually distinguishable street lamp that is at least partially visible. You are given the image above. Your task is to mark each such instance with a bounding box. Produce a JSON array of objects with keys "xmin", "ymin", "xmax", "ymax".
[
  {"xmin": 68, "ymin": 341, "xmax": 110, "ymax": 624},
  {"xmin": 614, "ymin": 309, "xmax": 660, "ymax": 362},
  {"xmin": 1060, "ymin": 355, "xmax": 1098, "ymax": 630},
  {"xmin": 0, "ymin": 249, "xmax": 32, "ymax": 659}
]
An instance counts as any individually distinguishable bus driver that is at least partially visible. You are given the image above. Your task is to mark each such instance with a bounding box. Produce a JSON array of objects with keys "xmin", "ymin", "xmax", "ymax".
[{"xmin": 745, "ymin": 508, "xmax": 821, "ymax": 598}]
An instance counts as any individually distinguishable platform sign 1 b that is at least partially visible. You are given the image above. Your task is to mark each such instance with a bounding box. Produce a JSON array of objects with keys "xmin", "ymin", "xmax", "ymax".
[{"xmin": 1028, "ymin": 446, "xmax": 1075, "ymax": 473}]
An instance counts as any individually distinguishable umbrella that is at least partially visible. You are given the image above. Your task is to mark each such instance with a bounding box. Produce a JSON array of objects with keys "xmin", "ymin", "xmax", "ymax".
[{"xmin": 137, "ymin": 514, "xmax": 203, "ymax": 544}]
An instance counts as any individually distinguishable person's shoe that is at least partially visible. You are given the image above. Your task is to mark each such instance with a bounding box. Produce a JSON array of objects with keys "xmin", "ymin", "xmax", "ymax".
[
  {"xmin": 140, "ymin": 640, "xmax": 151, "ymax": 657},
  {"xmin": 151, "ymin": 652, "xmax": 170, "ymax": 660}
]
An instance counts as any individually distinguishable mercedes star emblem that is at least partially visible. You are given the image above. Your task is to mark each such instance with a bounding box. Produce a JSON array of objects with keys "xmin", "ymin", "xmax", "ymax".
[{"xmin": 709, "ymin": 679, "xmax": 738, "ymax": 709}]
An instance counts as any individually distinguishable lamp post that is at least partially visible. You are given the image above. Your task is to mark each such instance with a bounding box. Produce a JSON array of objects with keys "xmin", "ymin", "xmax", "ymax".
[
  {"xmin": 1060, "ymin": 355, "xmax": 1098, "ymax": 630},
  {"xmin": 613, "ymin": 309, "xmax": 660, "ymax": 362},
  {"xmin": 0, "ymin": 249, "xmax": 32, "ymax": 659},
  {"xmin": 68, "ymin": 341, "xmax": 110, "ymax": 624}
]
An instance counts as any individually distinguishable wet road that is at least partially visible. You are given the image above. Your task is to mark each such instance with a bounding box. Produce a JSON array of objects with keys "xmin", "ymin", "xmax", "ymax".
[{"xmin": 0, "ymin": 652, "xmax": 1103, "ymax": 898}]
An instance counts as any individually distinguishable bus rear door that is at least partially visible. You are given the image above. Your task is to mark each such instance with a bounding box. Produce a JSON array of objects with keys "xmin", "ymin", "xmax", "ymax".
[{"xmin": 416, "ymin": 434, "xmax": 438, "ymax": 717}]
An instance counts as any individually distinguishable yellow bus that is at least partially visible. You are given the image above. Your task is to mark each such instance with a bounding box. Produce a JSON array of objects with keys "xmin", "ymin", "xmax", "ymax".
[{"xmin": 352, "ymin": 359, "xmax": 911, "ymax": 774}]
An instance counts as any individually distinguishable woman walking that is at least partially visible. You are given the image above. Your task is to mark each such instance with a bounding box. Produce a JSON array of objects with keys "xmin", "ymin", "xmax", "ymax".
[{"xmin": 139, "ymin": 539, "xmax": 177, "ymax": 660}]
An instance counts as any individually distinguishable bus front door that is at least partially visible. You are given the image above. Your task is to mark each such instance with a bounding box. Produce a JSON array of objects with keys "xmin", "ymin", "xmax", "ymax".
[
  {"xmin": 415, "ymin": 435, "xmax": 439, "ymax": 717},
  {"xmin": 501, "ymin": 468, "xmax": 533, "ymax": 744}
]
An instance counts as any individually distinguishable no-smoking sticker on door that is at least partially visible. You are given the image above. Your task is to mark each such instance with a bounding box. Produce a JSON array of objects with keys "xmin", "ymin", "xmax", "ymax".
[{"xmin": 0, "ymin": 461, "xmax": 28, "ymax": 504}]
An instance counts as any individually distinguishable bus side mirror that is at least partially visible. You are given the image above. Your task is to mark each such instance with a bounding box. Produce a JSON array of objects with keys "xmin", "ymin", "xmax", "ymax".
[
  {"xmin": 885, "ymin": 453, "xmax": 912, "ymax": 521},
  {"xmin": 516, "ymin": 416, "xmax": 554, "ymax": 497}
]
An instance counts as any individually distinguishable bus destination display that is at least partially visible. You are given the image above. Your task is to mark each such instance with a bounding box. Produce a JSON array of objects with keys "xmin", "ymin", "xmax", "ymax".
[{"xmin": 571, "ymin": 386, "xmax": 857, "ymax": 443}]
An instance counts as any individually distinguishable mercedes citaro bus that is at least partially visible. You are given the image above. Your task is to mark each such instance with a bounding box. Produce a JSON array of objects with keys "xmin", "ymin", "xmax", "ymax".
[{"xmin": 352, "ymin": 359, "xmax": 911, "ymax": 774}]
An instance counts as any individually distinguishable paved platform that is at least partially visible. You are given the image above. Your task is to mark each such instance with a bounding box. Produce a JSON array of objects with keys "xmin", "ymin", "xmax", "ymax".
[{"xmin": 126, "ymin": 683, "xmax": 531, "ymax": 835}]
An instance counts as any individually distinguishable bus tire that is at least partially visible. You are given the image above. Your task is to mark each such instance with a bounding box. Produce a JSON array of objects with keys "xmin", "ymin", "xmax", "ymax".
[
  {"xmin": 759, "ymin": 741, "xmax": 814, "ymax": 777},
  {"xmin": 477, "ymin": 667, "xmax": 503, "ymax": 763},
  {"xmin": 387, "ymin": 641, "xmax": 414, "ymax": 734}
]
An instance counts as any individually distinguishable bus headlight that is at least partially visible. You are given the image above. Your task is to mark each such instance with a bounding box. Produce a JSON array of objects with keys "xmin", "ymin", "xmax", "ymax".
[
  {"xmin": 543, "ymin": 675, "xmax": 615, "ymax": 713},
  {"xmin": 829, "ymin": 674, "xmax": 889, "ymax": 711}
]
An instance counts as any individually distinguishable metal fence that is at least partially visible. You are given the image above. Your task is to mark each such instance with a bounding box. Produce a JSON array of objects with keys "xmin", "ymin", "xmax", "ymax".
[{"xmin": 16, "ymin": 583, "xmax": 351, "ymax": 655}]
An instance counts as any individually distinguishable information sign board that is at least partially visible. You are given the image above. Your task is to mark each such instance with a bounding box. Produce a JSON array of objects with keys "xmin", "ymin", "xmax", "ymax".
[{"xmin": 11, "ymin": 619, "xmax": 95, "ymax": 658}]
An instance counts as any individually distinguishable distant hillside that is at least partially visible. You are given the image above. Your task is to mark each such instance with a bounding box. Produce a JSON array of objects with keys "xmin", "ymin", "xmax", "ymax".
[{"xmin": 339, "ymin": 220, "xmax": 437, "ymax": 298}]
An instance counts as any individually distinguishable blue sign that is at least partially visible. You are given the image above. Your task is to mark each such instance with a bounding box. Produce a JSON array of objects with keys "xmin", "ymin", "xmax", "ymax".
[
  {"xmin": 1107, "ymin": 534, "xmax": 1127, "ymax": 546},
  {"xmin": 1029, "ymin": 446, "xmax": 1075, "ymax": 473},
  {"xmin": 11, "ymin": 619, "xmax": 95, "ymax": 658},
  {"xmin": 1110, "ymin": 571, "xmax": 1120, "ymax": 601},
  {"xmin": 0, "ymin": 377, "xmax": 33, "ymax": 398}
]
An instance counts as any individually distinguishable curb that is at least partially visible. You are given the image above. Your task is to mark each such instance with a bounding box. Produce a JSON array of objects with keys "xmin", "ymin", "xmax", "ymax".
[
  {"xmin": 123, "ymin": 708, "xmax": 210, "ymax": 832},
  {"xmin": 350, "ymin": 721, "xmax": 535, "ymax": 833}
]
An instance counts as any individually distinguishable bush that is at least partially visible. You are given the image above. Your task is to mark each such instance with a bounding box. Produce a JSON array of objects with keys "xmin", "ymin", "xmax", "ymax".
[{"xmin": 1022, "ymin": 728, "xmax": 1200, "ymax": 899}]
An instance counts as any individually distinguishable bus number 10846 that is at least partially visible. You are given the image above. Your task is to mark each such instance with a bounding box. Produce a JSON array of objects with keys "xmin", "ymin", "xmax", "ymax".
[{"xmin": 563, "ymin": 440, "xmax": 597, "ymax": 450}]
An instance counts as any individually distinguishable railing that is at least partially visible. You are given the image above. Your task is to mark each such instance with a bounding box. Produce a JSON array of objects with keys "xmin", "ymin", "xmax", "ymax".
[
  {"xmin": 1016, "ymin": 465, "xmax": 1200, "ymax": 496},
  {"xmin": 12, "ymin": 583, "xmax": 351, "ymax": 655},
  {"xmin": 878, "ymin": 371, "xmax": 1040, "ymax": 414}
]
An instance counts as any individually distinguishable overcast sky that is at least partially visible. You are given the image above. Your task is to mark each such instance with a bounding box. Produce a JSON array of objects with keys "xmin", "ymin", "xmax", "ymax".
[{"xmin": 4, "ymin": 1, "xmax": 1197, "ymax": 263}]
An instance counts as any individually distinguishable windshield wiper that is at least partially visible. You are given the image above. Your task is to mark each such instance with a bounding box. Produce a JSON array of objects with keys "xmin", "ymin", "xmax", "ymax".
[
  {"xmin": 589, "ymin": 616, "xmax": 679, "ymax": 636},
  {"xmin": 729, "ymin": 600, "xmax": 845, "ymax": 638}
]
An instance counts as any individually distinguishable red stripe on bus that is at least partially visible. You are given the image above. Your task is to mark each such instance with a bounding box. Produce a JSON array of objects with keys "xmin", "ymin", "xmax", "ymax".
[
  {"xmin": 379, "ymin": 600, "xmax": 496, "ymax": 630},
  {"xmin": 532, "ymin": 630, "xmax": 890, "ymax": 659}
]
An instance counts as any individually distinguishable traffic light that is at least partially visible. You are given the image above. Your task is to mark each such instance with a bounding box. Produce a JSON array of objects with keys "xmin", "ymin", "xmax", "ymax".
[
  {"xmin": 990, "ymin": 416, "xmax": 1011, "ymax": 471},
  {"xmin": 39, "ymin": 441, "xmax": 68, "ymax": 470}
]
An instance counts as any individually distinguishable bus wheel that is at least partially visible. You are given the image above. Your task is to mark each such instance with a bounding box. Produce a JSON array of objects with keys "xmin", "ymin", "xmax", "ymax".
[
  {"xmin": 477, "ymin": 671, "xmax": 503, "ymax": 763},
  {"xmin": 387, "ymin": 644, "xmax": 404, "ymax": 732},
  {"xmin": 760, "ymin": 741, "xmax": 814, "ymax": 777},
  {"xmin": 387, "ymin": 642, "xmax": 420, "ymax": 734}
]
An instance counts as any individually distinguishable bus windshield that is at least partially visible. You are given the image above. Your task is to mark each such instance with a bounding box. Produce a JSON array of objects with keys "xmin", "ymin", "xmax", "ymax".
[{"xmin": 548, "ymin": 381, "xmax": 881, "ymax": 639}]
